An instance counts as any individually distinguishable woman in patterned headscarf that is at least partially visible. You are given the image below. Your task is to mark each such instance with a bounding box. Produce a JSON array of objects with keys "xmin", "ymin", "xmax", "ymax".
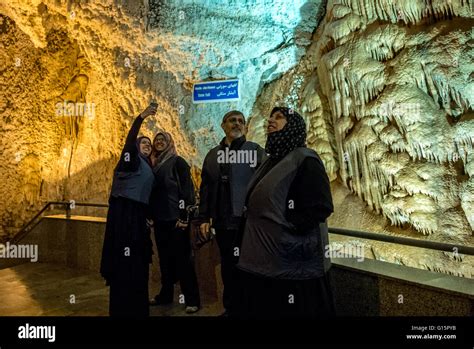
[
  {"xmin": 235, "ymin": 106, "xmax": 335, "ymax": 318},
  {"xmin": 148, "ymin": 131, "xmax": 201, "ymax": 313}
]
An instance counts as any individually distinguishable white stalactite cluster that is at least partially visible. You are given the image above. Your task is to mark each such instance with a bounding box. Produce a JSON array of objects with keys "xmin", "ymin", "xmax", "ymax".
[
  {"xmin": 316, "ymin": 0, "xmax": 474, "ymax": 237},
  {"xmin": 246, "ymin": 0, "xmax": 473, "ymax": 276},
  {"xmin": 301, "ymin": 73, "xmax": 340, "ymax": 180}
]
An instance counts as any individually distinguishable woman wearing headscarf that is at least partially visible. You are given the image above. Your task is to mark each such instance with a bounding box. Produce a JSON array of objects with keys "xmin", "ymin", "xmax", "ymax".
[
  {"xmin": 235, "ymin": 106, "xmax": 335, "ymax": 318},
  {"xmin": 148, "ymin": 131, "xmax": 201, "ymax": 313},
  {"xmin": 100, "ymin": 103, "xmax": 157, "ymax": 317}
]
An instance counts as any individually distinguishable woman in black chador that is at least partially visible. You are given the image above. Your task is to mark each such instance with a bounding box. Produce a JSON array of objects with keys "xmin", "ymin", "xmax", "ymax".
[
  {"xmin": 235, "ymin": 106, "xmax": 335, "ymax": 318},
  {"xmin": 148, "ymin": 131, "xmax": 200, "ymax": 313},
  {"xmin": 100, "ymin": 103, "xmax": 157, "ymax": 317}
]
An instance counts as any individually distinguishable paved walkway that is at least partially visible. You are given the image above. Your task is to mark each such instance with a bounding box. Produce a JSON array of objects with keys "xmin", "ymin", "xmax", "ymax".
[{"xmin": 0, "ymin": 262, "xmax": 221, "ymax": 316}]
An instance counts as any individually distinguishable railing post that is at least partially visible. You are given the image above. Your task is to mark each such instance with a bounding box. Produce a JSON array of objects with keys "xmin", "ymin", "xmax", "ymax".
[{"xmin": 65, "ymin": 203, "xmax": 71, "ymax": 219}]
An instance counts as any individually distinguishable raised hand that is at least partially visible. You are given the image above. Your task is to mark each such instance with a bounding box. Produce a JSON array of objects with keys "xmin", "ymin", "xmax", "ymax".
[{"xmin": 140, "ymin": 102, "xmax": 158, "ymax": 119}]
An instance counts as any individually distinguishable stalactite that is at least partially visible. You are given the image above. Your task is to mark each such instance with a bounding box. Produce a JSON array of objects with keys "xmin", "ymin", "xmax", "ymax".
[{"xmin": 340, "ymin": 0, "xmax": 471, "ymax": 25}]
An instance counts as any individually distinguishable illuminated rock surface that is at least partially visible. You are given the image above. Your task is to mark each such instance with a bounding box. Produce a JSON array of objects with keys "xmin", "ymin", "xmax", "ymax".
[{"xmin": 247, "ymin": 0, "xmax": 474, "ymax": 277}]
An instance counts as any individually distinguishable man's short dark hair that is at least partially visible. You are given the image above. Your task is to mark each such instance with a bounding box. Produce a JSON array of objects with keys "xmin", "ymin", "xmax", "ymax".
[{"xmin": 222, "ymin": 110, "xmax": 245, "ymax": 123}]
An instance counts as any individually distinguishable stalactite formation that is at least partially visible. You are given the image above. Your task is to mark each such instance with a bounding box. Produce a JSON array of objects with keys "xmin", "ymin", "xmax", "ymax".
[{"xmin": 247, "ymin": 0, "xmax": 473, "ymax": 276}]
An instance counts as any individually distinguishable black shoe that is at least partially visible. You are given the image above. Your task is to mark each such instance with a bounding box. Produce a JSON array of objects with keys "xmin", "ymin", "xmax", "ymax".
[{"xmin": 185, "ymin": 305, "xmax": 200, "ymax": 314}]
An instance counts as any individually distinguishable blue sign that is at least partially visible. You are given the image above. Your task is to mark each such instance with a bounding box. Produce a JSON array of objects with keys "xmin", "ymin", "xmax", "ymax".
[{"xmin": 192, "ymin": 79, "xmax": 240, "ymax": 104}]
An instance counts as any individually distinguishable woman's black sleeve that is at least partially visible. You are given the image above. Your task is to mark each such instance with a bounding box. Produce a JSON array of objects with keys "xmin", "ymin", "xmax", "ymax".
[
  {"xmin": 115, "ymin": 116, "xmax": 144, "ymax": 172},
  {"xmin": 175, "ymin": 157, "xmax": 196, "ymax": 221},
  {"xmin": 286, "ymin": 156, "xmax": 334, "ymax": 234}
]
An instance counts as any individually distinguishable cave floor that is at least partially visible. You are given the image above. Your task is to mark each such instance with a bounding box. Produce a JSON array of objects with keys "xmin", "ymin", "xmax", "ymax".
[{"xmin": 0, "ymin": 262, "xmax": 221, "ymax": 316}]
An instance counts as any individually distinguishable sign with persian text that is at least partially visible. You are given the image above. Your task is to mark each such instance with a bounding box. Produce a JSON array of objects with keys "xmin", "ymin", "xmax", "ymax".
[{"xmin": 192, "ymin": 79, "xmax": 240, "ymax": 103}]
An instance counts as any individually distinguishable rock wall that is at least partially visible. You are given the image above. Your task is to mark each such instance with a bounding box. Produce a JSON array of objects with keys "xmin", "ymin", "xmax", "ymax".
[
  {"xmin": 248, "ymin": 0, "xmax": 473, "ymax": 276},
  {"xmin": 0, "ymin": 0, "xmax": 322, "ymax": 238},
  {"xmin": 0, "ymin": 1, "xmax": 473, "ymax": 277}
]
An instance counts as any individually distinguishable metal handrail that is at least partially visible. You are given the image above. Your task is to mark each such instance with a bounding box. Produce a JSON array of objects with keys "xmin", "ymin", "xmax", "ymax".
[
  {"xmin": 329, "ymin": 227, "xmax": 474, "ymax": 256},
  {"xmin": 9, "ymin": 201, "xmax": 108, "ymax": 244},
  {"xmin": 7, "ymin": 201, "xmax": 474, "ymax": 256},
  {"xmin": 9, "ymin": 202, "xmax": 54, "ymax": 244}
]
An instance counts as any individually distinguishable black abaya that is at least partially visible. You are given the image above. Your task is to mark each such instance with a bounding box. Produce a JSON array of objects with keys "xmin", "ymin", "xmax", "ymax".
[
  {"xmin": 101, "ymin": 196, "xmax": 152, "ymax": 317},
  {"xmin": 235, "ymin": 269, "xmax": 335, "ymax": 318}
]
